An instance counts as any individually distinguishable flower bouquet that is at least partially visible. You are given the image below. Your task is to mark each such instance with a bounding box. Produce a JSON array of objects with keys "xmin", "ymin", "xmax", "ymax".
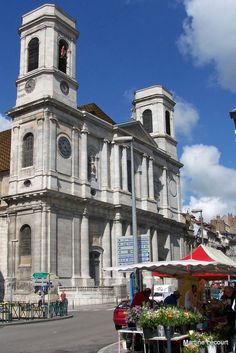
[{"xmin": 183, "ymin": 342, "xmax": 200, "ymax": 353}]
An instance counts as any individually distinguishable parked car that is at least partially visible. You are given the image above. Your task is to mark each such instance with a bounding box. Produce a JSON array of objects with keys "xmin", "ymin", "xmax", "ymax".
[
  {"xmin": 151, "ymin": 292, "xmax": 165, "ymax": 302},
  {"xmin": 113, "ymin": 298, "xmax": 159, "ymax": 330},
  {"xmin": 113, "ymin": 300, "xmax": 130, "ymax": 330}
]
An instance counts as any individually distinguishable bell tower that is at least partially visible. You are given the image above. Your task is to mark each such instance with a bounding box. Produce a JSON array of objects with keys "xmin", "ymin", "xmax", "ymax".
[
  {"xmin": 132, "ymin": 85, "xmax": 177, "ymax": 159},
  {"xmin": 16, "ymin": 4, "xmax": 79, "ymax": 108}
]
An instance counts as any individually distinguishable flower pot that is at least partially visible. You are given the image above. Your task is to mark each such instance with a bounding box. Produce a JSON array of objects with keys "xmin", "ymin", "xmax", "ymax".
[
  {"xmin": 207, "ymin": 345, "xmax": 217, "ymax": 353},
  {"xmin": 143, "ymin": 327, "xmax": 157, "ymax": 339},
  {"xmin": 164, "ymin": 326, "xmax": 174, "ymax": 339},
  {"xmin": 157, "ymin": 325, "xmax": 165, "ymax": 337}
]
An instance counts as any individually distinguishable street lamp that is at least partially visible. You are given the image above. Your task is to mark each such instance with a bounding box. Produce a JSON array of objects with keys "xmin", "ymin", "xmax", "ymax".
[
  {"xmin": 10, "ymin": 239, "xmax": 18, "ymax": 303},
  {"xmin": 113, "ymin": 136, "xmax": 138, "ymax": 264},
  {"xmin": 191, "ymin": 209, "xmax": 203, "ymax": 241}
]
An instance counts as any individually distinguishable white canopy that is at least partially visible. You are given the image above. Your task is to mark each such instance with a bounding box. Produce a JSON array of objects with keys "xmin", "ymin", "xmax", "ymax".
[{"xmin": 104, "ymin": 259, "xmax": 236, "ymax": 277}]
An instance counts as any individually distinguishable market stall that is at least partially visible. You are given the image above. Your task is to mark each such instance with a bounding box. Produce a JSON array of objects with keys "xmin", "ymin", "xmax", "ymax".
[{"xmin": 104, "ymin": 247, "xmax": 236, "ymax": 353}]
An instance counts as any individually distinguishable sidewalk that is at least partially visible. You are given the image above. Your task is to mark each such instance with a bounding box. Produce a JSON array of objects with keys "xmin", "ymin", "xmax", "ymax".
[
  {"xmin": 0, "ymin": 314, "xmax": 73, "ymax": 326},
  {"xmin": 98, "ymin": 341, "xmax": 126, "ymax": 353}
]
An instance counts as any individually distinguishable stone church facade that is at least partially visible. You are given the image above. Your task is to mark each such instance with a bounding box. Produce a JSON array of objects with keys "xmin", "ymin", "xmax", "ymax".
[{"xmin": 0, "ymin": 4, "xmax": 188, "ymax": 300}]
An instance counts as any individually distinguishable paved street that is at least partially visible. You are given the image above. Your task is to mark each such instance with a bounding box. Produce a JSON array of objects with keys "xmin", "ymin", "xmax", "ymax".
[{"xmin": 0, "ymin": 304, "xmax": 117, "ymax": 353}]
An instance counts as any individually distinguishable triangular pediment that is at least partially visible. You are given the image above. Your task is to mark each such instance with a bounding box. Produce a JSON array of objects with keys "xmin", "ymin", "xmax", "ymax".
[{"xmin": 115, "ymin": 121, "xmax": 157, "ymax": 148}]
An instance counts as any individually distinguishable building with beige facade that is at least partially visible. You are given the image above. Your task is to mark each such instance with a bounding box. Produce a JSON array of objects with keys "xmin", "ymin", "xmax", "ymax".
[{"xmin": 0, "ymin": 4, "xmax": 189, "ymax": 302}]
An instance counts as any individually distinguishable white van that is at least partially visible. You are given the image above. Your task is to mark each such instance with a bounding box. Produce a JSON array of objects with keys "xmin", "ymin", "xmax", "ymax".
[{"xmin": 151, "ymin": 284, "xmax": 175, "ymax": 303}]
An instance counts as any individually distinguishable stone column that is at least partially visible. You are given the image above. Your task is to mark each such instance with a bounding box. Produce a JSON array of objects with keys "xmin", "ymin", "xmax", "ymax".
[
  {"xmin": 10, "ymin": 125, "xmax": 20, "ymax": 177},
  {"xmin": 49, "ymin": 115, "xmax": 58, "ymax": 172},
  {"xmin": 121, "ymin": 146, "xmax": 128, "ymax": 191},
  {"xmin": 111, "ymin": 214, "xmax": 123, "ymax": 280},
  {"xmin": 148, "ymin": 157, "xmax": 154, "ymax": 199},
  {"xmin": 80, "ymin": 209, "xmax": 90, "ymax": 278},
  {"xmin": 101, "ymin": 139, "xmax": 109, "ymax": 189},
  {"xmin": 141, "ymin": 154, "xmax": 148, "ymax": 199},
  {"xmin": 136, "ymin": 170, "xmax": 141, "ymax": 198},
  {"xmin": 176, "ymin": 173, "xmax": 182, "ymax": 222},
  {"xmin": 36, "ymin": 116, "xmax": 44, "ymax": 171},
  {"xmin": 151, "ymin": 229, "xmax": 158, "ymax": 261},
  {"xmin": 112, "ymin": 143, "xmax": 120, "ymax": 190},
  {"xmin": 111, "ymin": 213, "xmax": 122, "ymax": 267},
  {"xmin": 72, "ymin": 216, "xmax": 81, "ymax": 282},
  {"xmin": 80, "ymin": 125, "xmax": 88, "ymax": 182},
  {"xmin": 72, "ymin": 127, "xmax": 80, "ymax": 179},
  {"xmin": 40, "ymin": 206, "xmax": 48, "ymax": 272},
  {"xmin": 47, "ymin": 208, "xmax": 57, "ymax": 274},
  {"xmin": 102, "ymin": 220, "xmax": 111, "ymax": 275},
  {"xmin": 165, "ymin": 234, "xmax": 171, "ymax": 260},
  {"xmin": 162, "ymin": 167, "xmax": 168, "ymax": 216}
]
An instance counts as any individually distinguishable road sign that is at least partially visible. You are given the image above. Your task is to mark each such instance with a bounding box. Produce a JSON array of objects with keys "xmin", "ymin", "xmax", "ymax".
[
  {"xmin": 117, "ymin": 234, "xmax": 150, "ymax": 266},
  {"xmin": 32, "ymin": 272, "xmax": 48, "ymax": 279}
]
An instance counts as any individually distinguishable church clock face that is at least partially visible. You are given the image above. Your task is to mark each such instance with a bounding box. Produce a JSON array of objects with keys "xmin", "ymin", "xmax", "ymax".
[
  {"xmin": 58, "ymin": 136, "xmax": 71, "ymax": 158},
  {"xmin": 25, "ymin": 78, "xmax": 36, "ymax": 93},
  {"xmin": 60, "ymin": 80, "xmax": 69, "ymax": 95}
]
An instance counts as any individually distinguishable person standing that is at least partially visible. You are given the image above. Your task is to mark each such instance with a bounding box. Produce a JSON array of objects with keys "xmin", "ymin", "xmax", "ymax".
[
  {"xmin": 184, "ymin": 284, "xmax": 197, "ymax": 309},
  {"xmin": 60, "ymin": 291, "xmax": 66, "ymax": 302},
  {"xmin": 164, "ymin": 290, "xmax": 180, "ymax": 307}
]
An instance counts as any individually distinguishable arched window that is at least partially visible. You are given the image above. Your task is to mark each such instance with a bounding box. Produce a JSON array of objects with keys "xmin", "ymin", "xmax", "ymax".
[
  {"xmin": 22, "ymin": 133, "xmax": 34, "ymax": 168},
  {"xmin": 165, "ymin": 111, "xmax": 171, "ymax": 135},
  {"xmin": 58, "ymin": 39, "xmax": 68, "ymax": 73},
  {"xmin": 143, "ymin": 109, "xmax": 153, "ymax": 133},
  {"xmin": 20, "ymin": 225, "xmax": 31, "ymax": 257},
  {"xmin": 28, "ymin": 38, "xmax": 39, "ymax": 72}
]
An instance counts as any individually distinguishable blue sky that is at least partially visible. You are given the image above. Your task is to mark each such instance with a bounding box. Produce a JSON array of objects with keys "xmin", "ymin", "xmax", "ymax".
[{"xmin": 1, "ymin": 0, "xmax": 236, "ymax": 221}]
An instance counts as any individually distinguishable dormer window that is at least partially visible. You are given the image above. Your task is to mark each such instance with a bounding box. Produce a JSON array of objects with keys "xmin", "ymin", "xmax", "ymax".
[
  {"xmin": 165, "ymin": 111, "xmax": 171, "ymax": 136},
  {"xmin": 58, "ymin": 39, "xmax": 68, "ymax": 73},
  {"xmin": 143, "ymin": 109, "xmax": 153, "ymax": 133},
  {"xmin": 27, "ymin": 38, "xmax": 39, "ymax": 72}
]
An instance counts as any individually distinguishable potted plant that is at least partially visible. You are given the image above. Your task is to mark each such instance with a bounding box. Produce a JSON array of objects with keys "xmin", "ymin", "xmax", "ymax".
[{"xmin": 183, "ymin": 343, "xmax": 200, "ymax": 353}]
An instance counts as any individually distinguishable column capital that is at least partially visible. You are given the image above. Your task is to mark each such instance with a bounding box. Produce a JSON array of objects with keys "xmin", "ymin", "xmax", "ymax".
[
  {"xmin": 72, "ymin": 126, "xmax": 80, "ymax": 133},
  {"xmin": 12, "ymin": 124, "xmax": 20, "ymax": 131},
  {"xmin": 142, "ymin": 153, "xmax": 148, "ymax": 158},
  {"xmin": 83, "ymin": 208, "xmax": 88, "ymax": 217},
  {"xmin": 148, "ymin": 156, "xmax": 154, "ymax": 161},
  {"xmin": 37, "ymin": 116, "xmax": 45, "ymax": 124},
  {"xmin": 49, "ymin": 115, "xmax": 58, "ymax": 125},
  {"xmin": 81, "ymin": 123, "xmax": 89, "ymax": 134},
  {"xmin": 103, "ymin": 138, "xmax": 110, "ymax": 144}
]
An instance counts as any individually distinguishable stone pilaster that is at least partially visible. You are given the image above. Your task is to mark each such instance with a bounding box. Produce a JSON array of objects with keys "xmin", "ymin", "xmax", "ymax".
[
  {"xmin": 80, "ymin": 124, "xmax": 88, "ymax": 182},
  {"xmin": 101, "ymin": 139, "xmax": 109, "ymax": 189},
  {"xmin": 141, "ymin": 154, "xmax": 148, "ymax": 199},
  {"xmin": 72, "ymin": 127, "xmax": 80, "ymax": 179},
  {"xmin": 49, "ymin": 115, "xmax": 58, "ymax": 172},
  {"xmin": 36, "ymin": 116, "xmax": 44, "ymax": 171},
  {"xmin": 112, "ymin": 143, "xmax": 120, "ymax": 190},
  {"xmin": 151, "ymin": 229, "xmax": 158, "ymax": 261},
  {"xmin": 121, "ymin": 145, "xmax": 128, "ymax": 191},
  {"xmin": 80, "ymin": 209, "xmax": 90, "ymax": 278},
  {"xmin": 148, "ymin": 157, "xmax": 154, "ymax": 199},
  {"xmin": 102, "ymin": 220, "xmax": 111, "ymax": 280}
]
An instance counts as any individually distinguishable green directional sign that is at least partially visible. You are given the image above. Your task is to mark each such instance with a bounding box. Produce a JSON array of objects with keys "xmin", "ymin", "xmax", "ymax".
[{"xmin": 32, "ymin": 272, "xmax": 48, "ymax": 279}]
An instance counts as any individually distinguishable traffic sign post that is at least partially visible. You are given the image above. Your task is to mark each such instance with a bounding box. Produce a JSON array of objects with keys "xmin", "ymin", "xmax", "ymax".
[{"xmin": 117, "ymin": 234, "xmax": 150, "ymax": 266}]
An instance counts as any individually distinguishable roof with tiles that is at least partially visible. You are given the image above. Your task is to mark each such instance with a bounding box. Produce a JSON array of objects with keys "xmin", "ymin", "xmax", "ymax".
[
  {"xmin": 0, "ymin": 129, "xmax": 11, "ymax": 172},
  {"xmin": 78, "ymin": 103, "xmax": 116, "ymax": 125}
]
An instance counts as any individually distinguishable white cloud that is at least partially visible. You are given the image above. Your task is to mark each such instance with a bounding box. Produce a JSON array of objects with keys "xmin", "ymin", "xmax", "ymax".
[
  {"xmin": 178, "ymin": 0, "xmax": 236, "ymax": 92},
  {"xmin": 174, "ymin": 96, "xmax": 199, "ymax": 139},
  {"xmin": 0, "ymin": 114, "xmax": 11, "ymax": 132},
  {"xmin": 123, "ymin": 89, "xmax": 134, "ymax": 102},
  {"xmin": 180, "ymin": 144, "xmax": 236, "ymax": 220}
]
